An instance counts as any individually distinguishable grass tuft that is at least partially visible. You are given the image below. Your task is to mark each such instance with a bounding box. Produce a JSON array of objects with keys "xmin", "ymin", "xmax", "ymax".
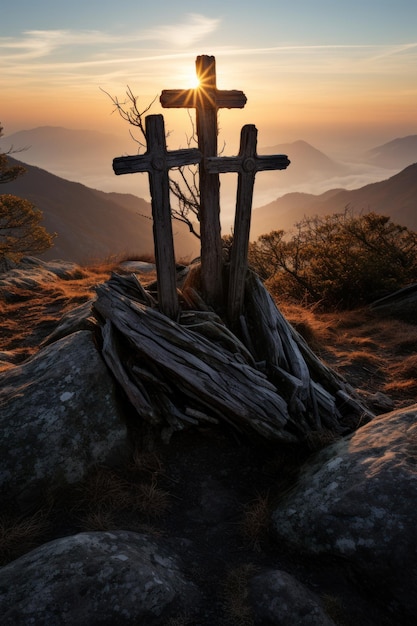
[
  {"xmin": 240, "ymin": 493, "xmax": 271, "ymax": 551},
  {"xmin": 222, "ymin": 564, "xmax": 257, "ymax": 626},
  {"xmin": 0, "ymin": 507, "xmax": 51, "ymax": 565}
]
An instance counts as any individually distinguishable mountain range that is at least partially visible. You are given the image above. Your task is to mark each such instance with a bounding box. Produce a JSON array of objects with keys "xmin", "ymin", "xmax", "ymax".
[
  {"xmin": 5, "ymin": 127, "xmax": 417, "ymax": 212},
  {"xmin": 2, "ymin": 128, "xmax": 417, "ymax": 261},
  {"xmin": 250, "ymin": 162, "xmax": 417, "ymax": 239},
  {"xmin": 3, "ymin": 157, "xmax": 200, "ymax": 264}
]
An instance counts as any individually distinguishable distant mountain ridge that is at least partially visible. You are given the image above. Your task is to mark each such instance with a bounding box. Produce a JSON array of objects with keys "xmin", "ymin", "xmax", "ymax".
[
  {"xmin": 365, "ymin": 135, "xmax": 417, "ymax": 170},
  {"xmin": 3, "ymin": 157, "xmax": 199, "ymax": 264},
  {"xmin": 250, "ymin": 163, "xmax": 417, "ymax": 239},
  {"xmin": 4, "ymin": 127, "xmax": 417, "ymax": 218},
  {"xmin": 3, "ymin": 128, "xmax": 417, "ymax": 257}
]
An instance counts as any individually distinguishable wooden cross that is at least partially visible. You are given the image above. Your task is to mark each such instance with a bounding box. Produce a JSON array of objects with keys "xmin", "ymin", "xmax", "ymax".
[
  {"xmin": 206, "ymin": 124, "xmax": 290, "ymax": 324},
  {"xmin": 160, "ymin": 55, "xmax": 247, "ymax": 306},
  {"xmin": 113, "ymin": 114, "xmax": 201, "ymax": 320}
]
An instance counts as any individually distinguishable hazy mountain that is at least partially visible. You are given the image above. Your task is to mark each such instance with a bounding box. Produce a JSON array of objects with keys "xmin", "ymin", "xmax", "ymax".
[
  {"xmin": 246, "ymin": 140, "xmax": 356, "ymax": 207},
  {"xmin": 4, "ymin": 127, "xmax": 411, "ymax": 224},
  {"xmin": 262, "ymin": 140, "xmax": 350, "ymax": 180},
  {"xmin": 364, "ymin": 135, "xmax": 417, "ymax": 170},
  {"xmin": 4, "ymin": 126, "xmax": 127, "ymax": 176},
  {"xmin": 3, "ymin": 126, "xmax": 150, "ymax": 199},
  {"xmin": 3, "ymin": 157, "xmax": 200, "ymax": 264},
  {"xmin": 250, "ymin": 163, "xmax": 417, "ymax": 240}
]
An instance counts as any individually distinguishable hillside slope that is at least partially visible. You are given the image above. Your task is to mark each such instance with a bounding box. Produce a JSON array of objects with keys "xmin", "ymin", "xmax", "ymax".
[
  {"xmin": 250, "ymin": 163, "xmax": 417, "ymax": 239},
  {"xmin": 3, "ymin": 158, "xmax": 200, "ymax": 263}
]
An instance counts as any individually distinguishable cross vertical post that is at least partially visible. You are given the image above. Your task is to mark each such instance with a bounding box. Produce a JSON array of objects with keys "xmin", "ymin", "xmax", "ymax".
[
  {"xmin": 160, "ymin": 55, "xmax": 247, "ymax": 307},
  {"xmin": 195, "ymin": 56, "xmax": 222, "ymax": 307},
  {"xmin": 113, "ymin": 114, "xmax": 201, "ymax": 320},
  {"xmin": 206, "ymin": 125, "xmax": 290, "ymax": 324}
]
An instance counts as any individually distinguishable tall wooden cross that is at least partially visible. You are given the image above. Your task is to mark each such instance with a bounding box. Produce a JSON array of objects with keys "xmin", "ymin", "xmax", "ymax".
[
  {"xmin": 207, "ymin": 125, "xmax": 290, "ymax": 324},
  {"xmin": 160, "ymin": 55, "xmax": 247, "ymax": 306},
  {"xmin": 113, "ymin": 114, "xmax": 201, "ymax": 320}
]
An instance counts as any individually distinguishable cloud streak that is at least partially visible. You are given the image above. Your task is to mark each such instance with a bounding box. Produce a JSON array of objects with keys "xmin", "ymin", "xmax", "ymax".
[
  {"xmin": 139, "ymin": 13, "xmax": 220, "ymax": 47},
  {"xmin": 0, "ymin": 13, "xmax": 220, "ymax": 64},
  {"xmin": 1, "ymin": 18, "xmax": 416, "ymax": 113}
]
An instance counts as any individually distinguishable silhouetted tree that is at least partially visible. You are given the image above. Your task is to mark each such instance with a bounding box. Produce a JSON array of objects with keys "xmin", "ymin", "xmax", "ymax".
[
  {"xmin": 0, "ymin": 124, "xmax": 26, "ymax": 185},
  {"xmin": 0, "ymin": 124, "xmax": 54, "ymax": 262},
  {"xmin": 104, "ymin": 88, "xmax": 201, "ymax": 239},
  {"xmin": 249, "ymin": 208, "xmax": 417, "ymax": 308}
]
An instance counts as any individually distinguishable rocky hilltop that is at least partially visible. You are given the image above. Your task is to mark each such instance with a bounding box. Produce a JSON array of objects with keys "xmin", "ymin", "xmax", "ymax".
[{"xmin": 1, "ymin": 257, "xmax": 417, "ymax": 625}]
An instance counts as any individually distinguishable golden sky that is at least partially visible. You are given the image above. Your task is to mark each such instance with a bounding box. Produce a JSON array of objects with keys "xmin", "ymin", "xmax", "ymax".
[{"xmin": 1, "ymin": 2, "xmax": 416, "ymax": 154}]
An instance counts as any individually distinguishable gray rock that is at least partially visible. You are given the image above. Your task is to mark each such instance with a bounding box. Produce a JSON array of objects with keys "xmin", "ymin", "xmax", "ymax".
[
  {"xmin": 118, "ymin": 260, "xmax": 156, "ymax": 274},
  {"xmin": 0, "ymin": 330, "xmax": 126, "ymax": 508},
  {"xmin": 41, "ymin": 299, "xmax": 98, "ymax": 346},
  {"xmin": 0, "ymin": 257, "xmax": 84, "ymax": 301},
  {"xmin": 0, "ymin": 266, "xmax": 58, "ymax": 298},
  {"xmin": 0, "ymin": 530, "xmax": 200, "ymax": 625},
  {"xmin": 272, "ymin": 404, "xmax": 417, "ymax": 619},
  {"xmin": 249, "ymin": 569, "xmax": 335, "ymax": 625}
]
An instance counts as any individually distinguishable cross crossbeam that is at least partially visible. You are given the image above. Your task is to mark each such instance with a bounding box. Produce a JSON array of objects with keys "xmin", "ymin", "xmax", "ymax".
[
  {"xmin": 113, "ymin": 114, "xmax": 201, "ymax": 319},
  {"xmin": 160, "ymin": 55, "xmax": 247, "ymax": 305}
]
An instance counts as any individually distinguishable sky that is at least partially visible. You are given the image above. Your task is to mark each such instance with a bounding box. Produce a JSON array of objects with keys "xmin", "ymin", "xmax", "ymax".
[{"xmin": 1, "ymin": 0, "xmax": 417, "ymax": 157}]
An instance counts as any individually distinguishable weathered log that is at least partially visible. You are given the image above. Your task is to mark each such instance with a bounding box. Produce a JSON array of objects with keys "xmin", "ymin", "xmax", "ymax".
[
  {"xmin": 242, "ymin": 271, "xmax": 374, "ymax": 430},
  {"xmin": 94, "ymin": 270, "xmax": 372, "ymax": 445},
  {"xmin": 101, "ymin": 319, "xmax": 159, "ymax": 425},
  {"xmin": 94, "ymin": 282, "xmax": 298, "ymax": 443}
]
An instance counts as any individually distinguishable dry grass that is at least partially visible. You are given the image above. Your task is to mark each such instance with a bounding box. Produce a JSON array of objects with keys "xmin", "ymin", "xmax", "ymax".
[
  {"xmin": 280, "ymin": 302, "xmax": 417, "ymax": 409},
  {"xmin": 320, "ymin": 593, "xmax": 348, "ymax": 626},
  {"xmin": 240, "ymin": 493, "xmax": 271, "ymax": 550},
  {"xmin": 3, "ymin": 256, "xmax": 417, "ymax": 410},
  {"xmin": 69, "ymin": 453, "xmax": 170, "ymax": 533},
  {"xmin": 222, "ymin": 564, "xmax": 257, "ymax": 626},
  {"xmin": 0, "ymin": 507, "xmax": 51, "ymax": 565},
  {"xmin": 0, "ymin": 256, "xmax": 158, "ymax": 370}
]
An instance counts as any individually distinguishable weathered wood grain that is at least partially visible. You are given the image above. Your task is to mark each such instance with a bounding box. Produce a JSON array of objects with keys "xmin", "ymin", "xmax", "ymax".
[{"xmin": 94, "ymin": 270, "xmax": 373, "ymax": 445}]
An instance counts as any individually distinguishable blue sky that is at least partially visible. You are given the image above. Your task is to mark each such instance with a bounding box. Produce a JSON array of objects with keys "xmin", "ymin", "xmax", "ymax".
[{"xmin": 1, "ymin": 0, "xmax": 416, "ymax": 152}]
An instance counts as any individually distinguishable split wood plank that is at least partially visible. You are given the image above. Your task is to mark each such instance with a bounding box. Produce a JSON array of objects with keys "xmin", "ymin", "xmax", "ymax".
[{"xmin": 94, "ymin": 282, "xmax": 298, "ymax": 443}]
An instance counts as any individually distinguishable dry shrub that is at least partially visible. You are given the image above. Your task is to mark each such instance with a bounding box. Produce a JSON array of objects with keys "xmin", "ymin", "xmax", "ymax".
[
  {"xmin": 72, "ymin": 465, "xmax": 133, "ymax": 531},
  {"xmin": 321, "ymin": 593, "xmax": 348, "ymax": 625},
  {"xmin": 222, "ymin": 564, "xmax": 257, "ymax": 626},
  {"xmin": 240, "ymin": 493, "xmax": 271, "ymax": 550},
  {"xmin": 0, "ymin": 508, "xmax": 51, "ymax": 565},
  {"xmin": 133, "ymin": 479, "xmax": 170, "ymax": 518},
  {"xmin": 72, "ymin": 459, "xmax": 170, "ymax": 530},
  {"xmin": 305, "ymin": 428, "xmax": 341, "ymax": 452},
  {"xmin": 76, "ymin": 465, "xmax": 132, "ymax": 511},
  {"xmin": 80, "ymin": 506, "xmax": 119, "ymax": 532},
  {"xmin": 128, "ymin": 448, "xmax": 165, "ymax": 479}
]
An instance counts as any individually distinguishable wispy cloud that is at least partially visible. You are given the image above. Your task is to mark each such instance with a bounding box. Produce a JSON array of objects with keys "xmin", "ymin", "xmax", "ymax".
[
  {"xmin": 0, "ymin": 12, "xmax": 220, "ymax": 65},
  {"xmin": 1, "ymin": 25, "xmax": 416, "ymax": 98},
  {"xmin": 140, "ymin": 13, "xmax": 220, "ymax": 47}
]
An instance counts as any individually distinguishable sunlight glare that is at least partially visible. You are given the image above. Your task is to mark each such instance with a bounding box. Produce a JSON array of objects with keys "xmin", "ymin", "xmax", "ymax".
[{"xmin": 178, "ymin": 66, "xmax": 200, "ymax": 89}]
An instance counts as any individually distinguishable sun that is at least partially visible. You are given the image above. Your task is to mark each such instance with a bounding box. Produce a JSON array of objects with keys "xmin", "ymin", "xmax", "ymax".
[{"xmin": 179, "ymin": 66, "xmax": 201, "ymax": 89}]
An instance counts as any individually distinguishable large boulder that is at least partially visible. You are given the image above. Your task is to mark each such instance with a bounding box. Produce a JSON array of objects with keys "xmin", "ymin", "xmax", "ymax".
[
  {"xmin": 249, "ymin": 569, "xmax": 335, "ymax": 625},
  {"xmin": 0, "ymin": 257, "xmax": 84, "ymax": 301},
  {"xmin": 0, "ymin": 330, "xmax": 127, "ymax": 509},
  {"xmin": 0, "ymin": 531, "xmax": 200, "ymax": 625},
  {"xmin": 271, "ymin": 404, "xmax": 417, "ymax": 622}
]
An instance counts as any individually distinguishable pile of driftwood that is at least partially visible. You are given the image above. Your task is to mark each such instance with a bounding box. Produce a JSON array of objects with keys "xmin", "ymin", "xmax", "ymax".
[{"xmin": 93, "ymin": 264, "xmax": 372, "ymax": 445}]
